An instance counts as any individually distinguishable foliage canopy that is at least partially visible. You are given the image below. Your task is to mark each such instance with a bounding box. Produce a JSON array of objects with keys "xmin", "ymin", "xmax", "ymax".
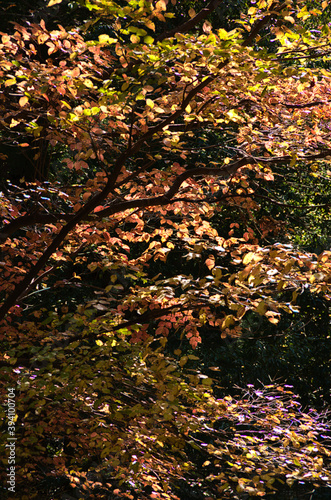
[{"xmin": 0, "ymin": 0, "xmax": 330, "ymax": 498}]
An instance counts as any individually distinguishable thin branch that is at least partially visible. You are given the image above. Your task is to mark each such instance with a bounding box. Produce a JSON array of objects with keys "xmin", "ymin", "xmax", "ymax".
[
  {"xmin": 2, "ymin": 149, "xmax": 331, "ymax": 238},
  {"xmin": 0, "ymin": 302, "xmax": 206, "ymax": 368},
  {"xmin": 110, "ymin": 302, "xmax": 204, "ymax": 332},
  {"xmin": 88, "ymin": 130, "xmax": 105, "ymax": 172},
  {"xmin": 251, "ymin": 193, "xmax": 330, "ymax": 211},
  {"xmin": 282, "ymin": 100, "xmax": 327, "ymax": 109},
  {"xmin": 155, "ymin": 0, "xmax": 224, "ymax": 43},
  {"xmin": 0, "ymin": 8, "xmax": 301, "ymax": 321},
  {"xmin": 114, "ymin": 158, "xmax": 156, "ymax": 188},
  {"xmin": 0, "ymin": 177, "xmax": 120, "ymax": 321},
  {"xmin": 0, "ymin": 211, "xmax": 72, "ymax": 240},
  {"xmin": 242, "ymin": 1, "xmax": 310, "ymax": 50},
  {"xmin": 162, "ymin": 194, "xmax": 330, "ymax": 212},
  {"xmin": 128, "ymin": 106, "xmax": 135, "ymax": 150},
  {"xmin": 273, "ymin": 43, "xmax": 331, "ymax": 57}
]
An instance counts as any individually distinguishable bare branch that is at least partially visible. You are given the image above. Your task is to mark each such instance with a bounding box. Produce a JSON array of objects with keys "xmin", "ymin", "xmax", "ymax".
[{"xmin": 282, "ymin": 100, "xmax": 327, "ymax": 109}]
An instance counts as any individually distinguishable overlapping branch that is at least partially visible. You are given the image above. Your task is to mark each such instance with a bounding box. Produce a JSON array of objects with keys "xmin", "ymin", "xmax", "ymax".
[
  {"xmin": 0, "ymin": 2, "xmax": 322, "ymax": 322},
  {"xmin": 155, "ymin": 0, "xmax": 224, "ymax": 43},
  {"xmin": 2, "ymin": 150, "xmax": 331, "ymax": 240}
]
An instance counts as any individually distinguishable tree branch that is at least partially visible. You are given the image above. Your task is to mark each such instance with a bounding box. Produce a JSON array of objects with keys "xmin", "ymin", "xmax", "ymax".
[
  {"xmin": 2, "ymin": 150, "xmax": 331, "ymax": 238},
  {"xmin": 0, "ymin": 6, "xmax": 307, "ymax": 321},
  {"xmin": 155, "ymin": 0, "xmax": 224, "ymax": 43},
  {"xmin": 282, "ymin": 100, "xmax": 327, "ymax": 109},
  {"xmin": 242, "ymin": 2, "xmax": 280, "ymax": 47}
]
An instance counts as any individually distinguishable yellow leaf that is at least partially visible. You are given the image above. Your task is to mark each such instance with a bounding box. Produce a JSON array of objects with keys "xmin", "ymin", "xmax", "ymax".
[
  {"xmin": 316, "ymin": 457, "xmax": 323, "ymax": 471},
  {"xmin": 212, "ymin": 266, "xmax": 222, "ymax": 279},
  {"xmin": 144, "ymin": 36, "xmax": 154, "ymax": 44},
  {"xmin": 282, "ymin": 259, "xmax": 294, "ymax": 274},
  {"xmin": 5, "ymin": 78, "xmax": 16, "ymax": 87},
  {"xmin": 256, "ymin": 301, "xmax": 267, "ymax": 315},
  {"xmin": 98, "ymin": 34, "xmax": 117, "ymax": 44},
  {"xmin": 84, "ymin": 79, "xmax": 94, "ymax": 88},
  {"xmin": 318, "ymin": 251, "xmax": 331, "ymax": 263},
  {"xmin": 158, "ymin": 0, "xmax": 167, "ymax": 9},
  {"xmin": 218, "ymin": 28, "xmax": 228, "ymax": 40},
  {"xmin": 61, "ymin": 100, "xmax": 71, "ymax": 109},
  {"xmin": 221, "ymin": 315, "xmax": 235, "ymax": 329},
  {"xmin": 10, "ymin": 119, "xmax": 20, "ymax": 128},
  {"xmin": 47, "ymin": 0, "xmax": 63, "ymax": 6},
  {"xmin": 180, "ymin": 356, "xmax": 188, "ymax": 367},
  {"xmin": 242, "ymin": 252, "xmax": 255, "ymax": 265},
  {"xmin": 144, "ymin": 19, "xmax": 155, "ymax": 31},
  {"xmin": 146, "ymin": 98, "xmax": 154, "ymax": 108},
  {"xmin": 236, "ymin": 306, "xmax": 246, "ymax": 320},
  {"xmin": 277, "ymin": 280, "xmax": 286, "ymax": 291}
]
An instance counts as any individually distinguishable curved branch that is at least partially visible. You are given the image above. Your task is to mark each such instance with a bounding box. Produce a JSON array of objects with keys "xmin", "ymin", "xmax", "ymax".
[
  {"xmin": 0, "ymin": 301, "xmax": 206, "ymax": 369},
  {"xmin": 2, "ymin": 149, "xmax": 331, "ymax": 238},
  {"xmin": 0, "ymin": 167, "xmax": 124, "ymax": 321},
  {"xmin": 0, "ymin": 8, "xmax": 316, "ymax": 321},
  {"xmin": 242, "ymin": 2, "xmax": 281, "ymax": 47},
  {"xmin": 0, "ymin": 211, "xmax": 72, "ymax": 240},
  {"xmin": 155, "ymin": 0, "xmax": 224, "ymax": 43},
  {"xmin": 1, "ymin": 2, "xmax": 281, "ymax": 241},
  {"xmin": 282, "ymin": 100, "xmax": 327, "ymax": 109}
]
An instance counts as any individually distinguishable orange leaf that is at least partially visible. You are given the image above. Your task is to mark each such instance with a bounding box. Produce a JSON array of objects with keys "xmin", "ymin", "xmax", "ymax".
[
  {"xmin": 19, "ymin": 96, "xmax": 29, "ymax": 107},
  {"xmin": 205, "ymin": 255, "xmax": 215, "ymax": 270},
  {"xmin": 47, "ymin": 0, "xmax": 63, "ymax": 6}
]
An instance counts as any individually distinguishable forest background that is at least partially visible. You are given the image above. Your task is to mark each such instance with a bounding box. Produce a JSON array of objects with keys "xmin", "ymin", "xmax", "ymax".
[{"xmin": 0, "ymin": 0, "xmax": 330, "ymax": 498}]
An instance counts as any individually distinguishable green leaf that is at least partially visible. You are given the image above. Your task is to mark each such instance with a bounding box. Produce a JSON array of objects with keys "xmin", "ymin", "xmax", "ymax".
[
  {"xmin": 218, "ymin": 28, "xmax": 228, "ymax": 40},
  {"xmin": 144, "ymin": 36, "xmax": 154, "ymax": 44}
]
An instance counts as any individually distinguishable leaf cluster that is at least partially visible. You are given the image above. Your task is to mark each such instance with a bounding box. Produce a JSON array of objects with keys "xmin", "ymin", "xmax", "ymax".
[{"xmin": 0, "ymin": 1, "xmax": 331, "ymax": 498}]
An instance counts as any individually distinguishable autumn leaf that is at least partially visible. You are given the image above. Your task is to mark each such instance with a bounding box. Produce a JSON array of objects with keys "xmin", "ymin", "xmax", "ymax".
[
  {"xmin": 19, "ymin": 96, "xmax": 29, "ymax": 107},
  {"xmin": 0, "ymin": 2, "xmax": 330, "ymax": 498},
  {"xmin": 47, "ymin": 0, "xmax": 63, "ymax": 6}
]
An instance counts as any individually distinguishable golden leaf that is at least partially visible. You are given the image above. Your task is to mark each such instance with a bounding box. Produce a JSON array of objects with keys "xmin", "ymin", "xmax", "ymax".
[{"xmin": 47, "ymin": 0, "xmax": 63, "ymax": 6}]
